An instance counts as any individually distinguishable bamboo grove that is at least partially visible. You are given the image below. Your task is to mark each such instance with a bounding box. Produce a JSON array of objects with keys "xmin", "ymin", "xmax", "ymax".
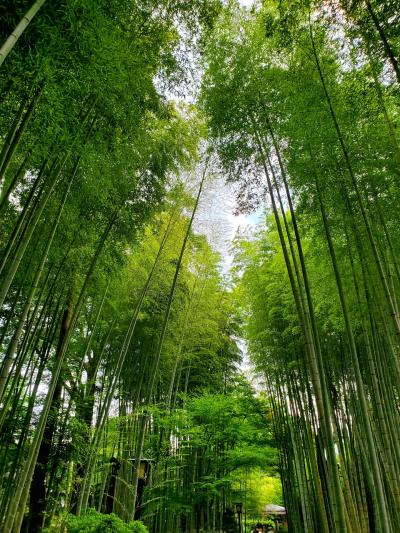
[
  {"xmin": 0, "ymin": 0, "xmax": 400, "ymax": 532},
  {"xmin": 201, "ymin": 1, "xmax": 400, "ymax": 532},
  {"xmin": 0, "ymin": 1, "xmax": 279, "ymax": 532}
]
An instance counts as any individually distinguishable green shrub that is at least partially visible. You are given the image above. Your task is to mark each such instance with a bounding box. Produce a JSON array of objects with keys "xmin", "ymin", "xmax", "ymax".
[
  {"xmin": 130, "ymin": 521, "xmax": 148, "ymax": 533},
  {"xmin": 65, "ymin": 509, "xmax": 148, "ymax": 533}
]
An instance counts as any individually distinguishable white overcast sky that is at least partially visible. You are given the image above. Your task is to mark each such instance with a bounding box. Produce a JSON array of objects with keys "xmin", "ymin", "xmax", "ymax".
[{"xmin": 193, "ymin": 174, "xmax": 263, "ymax": 272}]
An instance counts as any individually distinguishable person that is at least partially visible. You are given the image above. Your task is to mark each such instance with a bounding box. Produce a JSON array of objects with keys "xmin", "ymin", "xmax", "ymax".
[{"xmin": 253, "ymin": 523, "xmax": 263, "ymax": 532}]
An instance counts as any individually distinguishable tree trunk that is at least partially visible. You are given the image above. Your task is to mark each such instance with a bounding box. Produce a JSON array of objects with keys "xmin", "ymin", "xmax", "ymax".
[{"xmin": 0, "ymin": 0, "xmax": 47, "ymax": 67}]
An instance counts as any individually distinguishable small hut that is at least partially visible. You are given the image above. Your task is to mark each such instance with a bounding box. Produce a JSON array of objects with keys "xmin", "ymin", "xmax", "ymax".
[
  {"xmin": 264, "ymin": 504, "xmax": 286, "ymax": 516},
  {"xmin": 263, "ymin": 504, "xmax": 287, "ymax": 531}
]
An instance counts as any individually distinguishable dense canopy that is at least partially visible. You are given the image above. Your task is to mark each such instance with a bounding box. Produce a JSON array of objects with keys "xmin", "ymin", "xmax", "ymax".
[{"xmin": 0, "ymin": 1, "xmax": 399, "ymax": 532}]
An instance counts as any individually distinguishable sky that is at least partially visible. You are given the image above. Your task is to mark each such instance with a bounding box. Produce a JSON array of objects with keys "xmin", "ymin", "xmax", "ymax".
[
  {"xmin": 238, "ymin": 0, "xmax": 256, "ymax": 6},
  {"xmin": 192, "ymin": 170, "xmax": 264, "ymax": 272}
]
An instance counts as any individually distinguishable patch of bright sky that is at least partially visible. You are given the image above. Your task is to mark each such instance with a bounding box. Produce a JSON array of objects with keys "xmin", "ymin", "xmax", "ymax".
[
  {"xmin": 192, "ymin": 172, "xmax": 264, "ymax": 273},
  {"xmin": 238, "ymin": 0, "xmax": 255, "ymax": 7}
]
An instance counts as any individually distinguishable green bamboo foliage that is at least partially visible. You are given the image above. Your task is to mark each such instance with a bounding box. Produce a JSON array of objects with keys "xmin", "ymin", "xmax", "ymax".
[
  {"xmin": 1, "ymin": 1, "xmax": 400, "ymax": 532},
  {"xmin": 0, "ymin": 0, "xmax": 47, "ymax": 67},
  {"xmin": 201, "ymin": 2, "xmax": 400, "ymax": 532},
  {"xmin": 0, "ymin": 1, "xmax": 229, "ymax": 531}
]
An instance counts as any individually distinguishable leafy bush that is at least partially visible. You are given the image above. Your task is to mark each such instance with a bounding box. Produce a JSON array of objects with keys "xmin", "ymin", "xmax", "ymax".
[
  {"xmin": 129, "ymin": 522, "xmax": 148, "ymax": 533},
  {"xmin": 65, "ymin": 509, "xmax": 148, "ymax": 533}
]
